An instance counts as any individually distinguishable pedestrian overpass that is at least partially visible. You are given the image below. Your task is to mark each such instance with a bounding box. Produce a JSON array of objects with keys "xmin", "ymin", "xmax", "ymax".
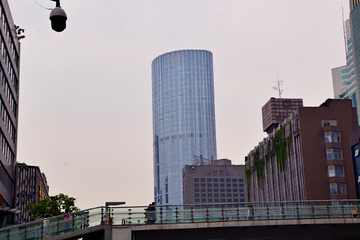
[{"xmin": 1, "ymin": 200, "xmax": 360, "ymax": 240}]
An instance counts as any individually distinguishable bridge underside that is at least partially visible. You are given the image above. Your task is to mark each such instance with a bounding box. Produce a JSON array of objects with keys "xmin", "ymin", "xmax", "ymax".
[{"xmin": 133, "ymin": 223, "xmax": 360, "ymax": 240}]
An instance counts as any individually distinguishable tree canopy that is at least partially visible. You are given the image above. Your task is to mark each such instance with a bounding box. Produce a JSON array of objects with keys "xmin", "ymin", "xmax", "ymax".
[{"xmin": 27, "ymin": 193, "xmax": 80, "ymax": 220}]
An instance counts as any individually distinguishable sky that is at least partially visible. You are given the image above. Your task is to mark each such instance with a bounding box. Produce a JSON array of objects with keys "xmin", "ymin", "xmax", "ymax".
[{"xmin": 7, "ymin": 0, "xmax": 350, "ymax": 210}]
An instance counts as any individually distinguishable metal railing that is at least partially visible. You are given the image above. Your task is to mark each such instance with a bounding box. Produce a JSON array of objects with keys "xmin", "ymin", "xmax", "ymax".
[{"xmin": 0, "ymin": 200, "xmax": 359, "ymax": 239}]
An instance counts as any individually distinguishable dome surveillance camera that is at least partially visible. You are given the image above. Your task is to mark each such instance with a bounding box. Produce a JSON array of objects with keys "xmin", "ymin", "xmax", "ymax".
[{"xmin": 49, "ymin": 6, "xmax": 67, "ymax": 32}]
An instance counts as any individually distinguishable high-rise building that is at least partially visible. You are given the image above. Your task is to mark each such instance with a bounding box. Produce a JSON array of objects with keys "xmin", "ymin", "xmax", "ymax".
[
  {"xmin": 152, "ymin": 50, "xmax": 217, "ymax": 205},
  {"xmin": 182, "ymin": 159, "xmax": 248, "ymax": 205},
  {"xmin": 331, "ymin": 11, "xmax": 357, "ymax": 121},
  {"xmin": 246, "ymin": 99, "xmax": 358, "ymax": 202},
  {"xmin": 13, "ymin": 164, "xmax": 49, "ymax": 224},
  {"xmin": 0, "ymin": 0, "xmax": 21, "ymax": 226}
]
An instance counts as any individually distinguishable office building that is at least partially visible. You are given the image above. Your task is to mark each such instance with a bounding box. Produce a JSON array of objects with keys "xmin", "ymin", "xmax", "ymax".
[
  {"xmin": 0, "ymin": 0, "xmax": 21, "ymax": 226},
  {"xmin": 13, "ymin": 164, "xmax": 49, "ymax": 224},
  {"xmin": 246, "ymin": 99, "xmax": 357, "ymax": 202},
  {"xmin": 152, "ymin": 50, "xmax": 217, "ymax": 205},
  {"xmin": 331, "ymin": 10, "xmax": 357, "ymax": 120},
  {"xmin": 349, "ymin": 127, "xmax": 360, "ymax": 199},
  {"xmin": 182, "ymin": 159, "xmax": 248, "ymax": 204},
  {"xmin": 262, "ymin": 98, "xmax": 303, "ymax": 134}
]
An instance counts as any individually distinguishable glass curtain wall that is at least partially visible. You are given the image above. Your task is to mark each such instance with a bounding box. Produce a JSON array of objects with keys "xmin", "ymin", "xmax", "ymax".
[{"xmin": 152, "ymin": 50, "xmax": 217, "ymax": 205}]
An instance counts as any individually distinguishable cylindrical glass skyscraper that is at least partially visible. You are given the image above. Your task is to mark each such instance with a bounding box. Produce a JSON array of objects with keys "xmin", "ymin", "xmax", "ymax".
[{"xmin": 152, "ymin": 49, "xmax": 217, "ymax": 205}]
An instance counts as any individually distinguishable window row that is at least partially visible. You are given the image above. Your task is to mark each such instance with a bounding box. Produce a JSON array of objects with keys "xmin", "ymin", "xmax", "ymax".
[
  {"xmin": 0, "ymin": 65, "xmax": 16, "ymax": 116},
  {"xmin": 0, "ymin": 2, "xmax": 19, "ymax": 67},
  {"xmin": 195, "ymin": 183, "xmax": 244, "ymax": 188},
  {"xmin": 194, "ymin": 189, "xmax": 244, "ymax": 193},
  {"xmin": 326, "ymin": 148, "xmax": 342, "ymax": 160},
  {"xmin": 0, "ymin": 96, "xmax": 16, "ymax": 142},
  {"xmin": 195, "ymin": 198, "xmax": 245, "ymax": 203},
  {"xmin": 328, "ymin": 165, "xmax": 344, "ymax": 177},
  {"xmin": 195, "ymin": 178, "xmax": 244, "ymax": 183},
  {"xmin": 330, "ymin": 182, "xmax": 346, "ymax": 195},
  {"xmin": 195, "ymin": 193, "xmax": 245, "ymax": 198},
  {"xmin": 324, "ymin": 131, "xmax": 340, "ymax": 143},
  {"xmin": 161, "ymin": 133, "xmax": 202, "ymax": 141},
  {"xmin": 0, "ymin": 130, "xmax": 15, "ymax": 166},
  {"xmin": 0, "ymin": 161, "xmax": 13, "ymax": 196},
  {"xmin": 322, "ymin": 119, "xmax": 337, "ymax": 127}
]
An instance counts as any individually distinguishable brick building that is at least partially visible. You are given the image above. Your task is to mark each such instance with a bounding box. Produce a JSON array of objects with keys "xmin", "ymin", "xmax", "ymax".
[{"xmin": 246, "ymin": 99, "xmax": 358, "ymax": 202}]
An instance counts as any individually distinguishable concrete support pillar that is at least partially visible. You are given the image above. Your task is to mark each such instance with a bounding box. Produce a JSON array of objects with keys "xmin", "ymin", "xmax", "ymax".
[{"xmin": 111, "ymin": 228, "xmax": 131, "ymax": 240}]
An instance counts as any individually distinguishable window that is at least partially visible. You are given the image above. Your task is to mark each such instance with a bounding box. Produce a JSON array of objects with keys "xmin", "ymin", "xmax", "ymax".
[
  {"xmin": 214, "ymin": 189, "xmax": 219, "ymax": 192},
  {"xmin": 195, "ymin": 199, "xmax": 199, "ymax": 202},
  {"xmin": 324, "ymin": 131, "xmax": 341, "ymax": 143},
  {"xmin": 214, "ymin": 193, "xmax": 219, "ymax": 197},
  {"xmin": 207, "ymin": 189, "xmax": 212, "ymax": 192},
  {"xmin": 213, "ymin": 179, "xmax": 218, "ymax": 182},
  {"xmin": 328, "ymin": 165, "xmax": 345, "ymax": 177},
  {"xmin": 195, "ymin": 189, "xmax": 199, "ymax": 192},
  {"xmin": 220, "ymin": 194, "xmax": 225, "ymax": 197},
  {"xmin": 232, "ymin": 179, "xmax": 237, "ymax": 182},
  {"xmin": 220, "ymin": 184, "xmax": 225, "ymax": 187},
  {"xmin": 322, "ymin": 119, "xmax": 337, "ymax": 127},
  {"xmin": 227, "ymin": 194, "xmax": 231, "ymax": 197},
  {"xmin": 330, "ymin": 182, "xmax": 346, "ymax": 195},
  {"xmin": 194, "ymin": 183, "xmax": 199, "ymax": 187},
  {"xmin": 201, "ymin": 178, "xmax": 205, "ymax": 182},
  {"xmin": 220, "ymin": 179, "xmax": 224, "ymax": 182},
  {"xmin": 240, "ymin": 189, "xmax": 244, "ymax": 192},
  {"xmin": 226, "ymin": 179, "xmax": 231, "ymax": 182},
  {"xmin": 208, "ymin": 199, "xmax": 213, "ymax": 203},
  {"xmin": 233, "ymin": 184, "xmax": 237, "ymax": 187},
  {"xmin": 207, "ymin": 184, "xmax": 212, "ymax": 187},
  {"xmin": 226, "ymin": 184, "xmax": 231, "ymax": 187},
  {"xmin": 194, "ymin": 178, "xmax": 199, "ymax": 182},
  {"xmin": 214, "ymin": 199, "xmax": 219, "ymax": 203},
  {"xmin": 239, "ymin": 179, "xmax": 244, "ymax": 182},
  {"xmin": 326, "ymin": 148, "xmax": 342, "ymax": 160},
  {"xmin": 220, "ymin": 189, "xmax": 225, "ymax": 192},
  {"xmin": 195, "ymin": 194, "xmax": 199, "ymax": 197},
  {"xmin": 201, "ymin": 193, "xmax": 206, "ymax": 197},
  {"xmin": 207, "ymin": 178, "xmax": 212, "ymax": 182},
  {"xmin": 201, "ymin": 183, "xmax": 205, "ymax": 187},
  {"xmin": 208, "ymin": 193, "xmax": 212, "ymax": 197},
  {"xmin": 233, "ymin": 189, "xmax": 238, "ymax": 192},
  {"xmin": 214, "ymin": 183, "xmax": 218, "ymax": 187},
  {"xmin": 201, "ymin": 189, "xmax": 206, "ymax": 192}
]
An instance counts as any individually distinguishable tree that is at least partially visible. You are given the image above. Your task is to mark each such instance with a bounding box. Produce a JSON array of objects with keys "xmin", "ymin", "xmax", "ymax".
[{"xmin": 27, "ymin": 193, "xmax": 80, "ymax": 220}]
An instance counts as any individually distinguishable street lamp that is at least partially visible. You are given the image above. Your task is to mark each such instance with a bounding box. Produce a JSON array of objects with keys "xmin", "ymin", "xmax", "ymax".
[{"xmin": 49, "ymin": 0, "xmax": 67, "ymax": 32}]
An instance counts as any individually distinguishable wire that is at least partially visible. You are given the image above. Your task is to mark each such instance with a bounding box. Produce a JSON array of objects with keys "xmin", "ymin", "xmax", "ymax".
[{"xmin": 33, "ymin": 0, "xmax": 53, "ymax": 10}]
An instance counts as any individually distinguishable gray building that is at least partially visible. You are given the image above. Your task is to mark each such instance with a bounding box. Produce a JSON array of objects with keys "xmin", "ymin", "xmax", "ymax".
[
  {"xmin": 13, "ymin": 164, "xmax": 49, "ymax": 224},
  {"xmin": 152, "ymin": 50, "xmax": 217, "ymax": 205},
  {"xmin": 182, "ymin": 159, "xmax": 248, "ymax": 205},
  {"xmin": 0, "ymin": 0, "xmax": 21, "ymax": 227}
]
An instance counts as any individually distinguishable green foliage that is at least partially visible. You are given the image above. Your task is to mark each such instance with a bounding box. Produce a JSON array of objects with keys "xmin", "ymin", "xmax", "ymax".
[
  {"xmin": 253, "ymin": 147, "xmax": 265, "ymax": 187},
  {"xmin": 245, "ymin": 160, "xmax": 251, "ymax": 201},
  {"xmin": 27, "ymin": 193, "xmax": 80, "ymax": 220},
  {"xmin": 16, "ymin": 162, "xmax": 27, "ymax": 165},
  {"xmin": 272, "ymin": 126, "xmax": 287, "ymax": 172}
]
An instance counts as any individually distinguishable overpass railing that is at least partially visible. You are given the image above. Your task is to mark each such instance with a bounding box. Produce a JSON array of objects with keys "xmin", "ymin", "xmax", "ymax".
[{"xmin": 0, "ymin": 200, "xmax": 359, "ymax": 239}]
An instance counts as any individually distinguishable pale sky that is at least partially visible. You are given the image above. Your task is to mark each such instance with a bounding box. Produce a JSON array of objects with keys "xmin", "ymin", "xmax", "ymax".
[{"xmin": 7, "ymin": 0, "xmax": 350, "ymax": 209}]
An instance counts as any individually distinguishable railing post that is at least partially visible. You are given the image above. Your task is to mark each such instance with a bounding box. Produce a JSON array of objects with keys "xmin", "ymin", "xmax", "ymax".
[
  {"xmin": 296, "ymin": 202, "xmax": 300, "ymax": 219},
  {"xmin": 190, "ymin": 207, "xmax": 194, "ymax": 223},
  {"xmin": 221, "ymin": 205, "xmax": 224, "ymax": 221},
  {"xmin": 281, "ymin": 203, "xmax": 285, "ymax": 219},
  {"xmin": 236, "ymin": 205, "xmax": 240, "ymax": 221},
  {"xmin": 266, "ymin": 204, "xmax": 270, "ymax": 220},
  {"xmin": 341, "ymin": 202, "xmax": 345, "ymax": 218},
  {"xmin": 41, "ymin": 219, "xmax": 44, "ymax": 239},
  {"xmin": 326, "ymin": 201, "xmax": 330, "ymax": 218},
  {"xmin": 57, "ymin": 217, "xmax": 60, "ymax": 235},
  {"xmin": 175, "ymin": 206, "xmax": 179, "ymax": 223},
  {"xmin": 311, "ymin": 202, "xmax": 315, "ymax": 219},
  {"xmin": 206, "ymin": 206, "xmax": 209, "ymax": 222},
  {"xmin": 101, "ymin": 207, "xmax": 104, "ymax": 225},
  {"xmin": 128, "ymin": 209, "xmax": 132, "ymax": 224},
  {"xmin": 160, "ymin": 207, "xmax": 163, "ymax": 224}
]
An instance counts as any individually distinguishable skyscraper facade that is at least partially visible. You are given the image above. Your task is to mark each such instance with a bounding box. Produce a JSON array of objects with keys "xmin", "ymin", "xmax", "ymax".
[
  {"xmin": 152, "ymin": 49, "xmax": 217, "ymax": 205},
  {"xmin": 0, "ymin": 0, "xmax": 21, "ymax": 224}
]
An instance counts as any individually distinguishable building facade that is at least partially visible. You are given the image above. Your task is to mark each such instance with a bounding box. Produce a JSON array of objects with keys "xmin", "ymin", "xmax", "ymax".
[
  {"xmin": 13, "ymin": 164, "xmax": 49, "ymax": 224},
  {"xmin": 331, "ymin": 9, "xmax": 357, "ymax": 121},
  {"xmin": 152, "ymin": 50, "xmax": 217, "ymax": 205},
  {"xmin": 0, "ymin": 0, "xmax": 21, "ymax": 226},
  {"xmin": 182, "ymin": 159, "xmax": 248, "ymax": 205},
  {"xmin": 246, "ymin": 99, "xmax": 358, "ymax": 202}
]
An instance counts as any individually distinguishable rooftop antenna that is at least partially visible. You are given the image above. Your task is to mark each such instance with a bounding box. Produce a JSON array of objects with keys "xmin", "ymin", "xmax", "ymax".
[
  {"xmin": 273, "ymin": 75, "xmax": 283, "ymax": 98},
  {"xmin": 342, "ymin": 0, "xmax": 348, "ymax": 54}
]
